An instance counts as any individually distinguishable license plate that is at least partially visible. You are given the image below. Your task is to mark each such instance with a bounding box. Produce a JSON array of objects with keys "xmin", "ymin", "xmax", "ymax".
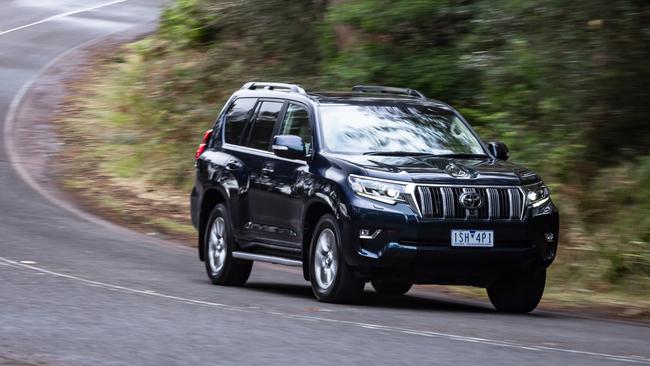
[{"xmin": 451, "ymin": 230, "xmax": 494, "ymax": 247}]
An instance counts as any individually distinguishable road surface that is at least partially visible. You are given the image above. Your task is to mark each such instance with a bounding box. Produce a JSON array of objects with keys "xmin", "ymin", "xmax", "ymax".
[{"xmin": 0, "ymin": 1, "xmax": 648, "ymax": 365}]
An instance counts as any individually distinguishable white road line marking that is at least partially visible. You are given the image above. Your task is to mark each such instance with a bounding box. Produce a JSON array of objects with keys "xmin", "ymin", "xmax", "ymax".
[
  {"xmin": 1, "ymin": 256, "xmax": 648, "ymax": 364},
  {"xmin": 0, "ymin": 0, "xmax": 129, "ymax": 37}
]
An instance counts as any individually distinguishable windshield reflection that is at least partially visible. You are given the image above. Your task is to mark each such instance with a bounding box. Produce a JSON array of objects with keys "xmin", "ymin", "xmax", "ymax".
[{"xmin": 319, "ymin": 104, "xmax": 485, "ymax": 155}]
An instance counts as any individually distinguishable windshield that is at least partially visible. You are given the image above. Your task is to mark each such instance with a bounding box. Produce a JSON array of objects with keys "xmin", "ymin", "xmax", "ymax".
[{"xmin": 319, "ymin": 104, "xmax": 486, "ymax": 155}]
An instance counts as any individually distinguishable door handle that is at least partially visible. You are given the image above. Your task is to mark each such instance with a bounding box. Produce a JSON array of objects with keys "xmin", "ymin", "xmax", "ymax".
[
  {"xmin": 261, "ymin": 166, "xmax": 275, "ymax": 175},
  {"xmin": 225, "ymin": 161, "xmax": 242, "ymax": 171}
]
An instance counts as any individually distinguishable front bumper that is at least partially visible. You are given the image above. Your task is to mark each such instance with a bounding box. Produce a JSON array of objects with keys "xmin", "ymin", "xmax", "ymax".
[{"xmin": 339, "ymin": 196, "xmax": 559, "ymax": 286}]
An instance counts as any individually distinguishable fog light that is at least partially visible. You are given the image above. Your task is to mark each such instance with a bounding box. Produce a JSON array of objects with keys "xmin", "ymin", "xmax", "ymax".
[
  {"xmin": 359, "ymin": 229, "xmax": 381, "ymax": 239},
  {"xmin": 544, "ymin": 233, "xmax": 555, "ymax": 242}
]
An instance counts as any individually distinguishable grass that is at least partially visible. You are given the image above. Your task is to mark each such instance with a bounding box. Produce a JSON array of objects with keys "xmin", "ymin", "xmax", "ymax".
[{"xmin": 56, "ymin": 45, "xmax": 197, "ymax": 241}]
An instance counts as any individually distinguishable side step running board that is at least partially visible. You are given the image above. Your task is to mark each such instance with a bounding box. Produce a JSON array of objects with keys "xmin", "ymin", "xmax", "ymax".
[{"xmin": 232, "ymin": 252, "xmax": 302, "ymax": 267}]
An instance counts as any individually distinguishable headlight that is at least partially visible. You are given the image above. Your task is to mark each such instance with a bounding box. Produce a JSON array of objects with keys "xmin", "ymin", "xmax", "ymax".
[
  {"xmin": 524, "ymin": 182, "xmax": 551, "ymax": 207},
  {"xmin": 348, "ymin": 175, "xmax": 408, "ymax": 205}
]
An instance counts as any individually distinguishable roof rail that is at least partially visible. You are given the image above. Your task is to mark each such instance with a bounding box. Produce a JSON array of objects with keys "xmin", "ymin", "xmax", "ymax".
[
  {"xmin": 351, "ymin": 85, "xmax": 426, "ymax": 99},
  {"xmin": 241, "ymin": 82, "xmax": 307, "ymax": 95}
]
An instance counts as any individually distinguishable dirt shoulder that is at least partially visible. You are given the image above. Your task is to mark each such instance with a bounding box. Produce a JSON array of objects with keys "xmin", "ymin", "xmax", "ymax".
[
  {"xmin": 10, "ymin": 24, "xmax": 649, "ymax": 323},
  {"xmin": 10, "ymin": 23, "xmax": 195, "ymax": 245}
]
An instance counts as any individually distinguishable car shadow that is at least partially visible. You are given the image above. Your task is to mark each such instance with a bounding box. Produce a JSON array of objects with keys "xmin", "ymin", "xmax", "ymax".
[{"xmin": 243, "ymin": 281, "xmax": 500, "ymax": 315}]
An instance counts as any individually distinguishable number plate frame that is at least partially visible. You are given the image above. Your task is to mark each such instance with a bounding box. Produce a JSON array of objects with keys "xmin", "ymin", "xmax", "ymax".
[{"xmin": 451, "ymin": 230, "xmax": 494, "ymax": 247}]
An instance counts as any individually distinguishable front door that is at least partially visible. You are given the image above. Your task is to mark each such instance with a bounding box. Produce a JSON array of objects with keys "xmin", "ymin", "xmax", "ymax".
[{"xmin": 258, "ymin": 102, "xmax": 313, "ymax": 248}]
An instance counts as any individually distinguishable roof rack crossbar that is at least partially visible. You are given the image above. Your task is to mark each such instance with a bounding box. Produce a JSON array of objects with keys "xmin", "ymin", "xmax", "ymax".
[
  {"xmin": 351, "ymin": 85, "xmax": 426, "ymax": 99},
  {"xmin": 241, "ymin": 82, "xmax": 306, "ymax": 95}
]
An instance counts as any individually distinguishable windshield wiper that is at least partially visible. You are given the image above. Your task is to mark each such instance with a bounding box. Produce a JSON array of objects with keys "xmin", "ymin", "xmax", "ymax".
[
  {"xmin": 362, "ymin": 151, "xmax": 435, "ymax": 156},
  {"xmin": 433, "ymin": 153, "xmax": 488, "ymax": 159}
]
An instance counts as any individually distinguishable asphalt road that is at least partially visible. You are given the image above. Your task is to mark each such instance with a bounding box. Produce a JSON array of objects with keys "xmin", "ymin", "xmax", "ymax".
[{"xmin": 0, "ymin": 1, "xmax": 648, "ymax": 365}]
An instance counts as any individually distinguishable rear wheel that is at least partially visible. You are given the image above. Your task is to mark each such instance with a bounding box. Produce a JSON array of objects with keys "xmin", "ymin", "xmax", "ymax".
[
  {"xmin": 309, "ymin": 214, "xmax": 364, "ymax": 303},
  {"xmin": 204, "ymin": 204, "xmax": 252, "ymax": 286},
  {"xmin": 487, "ymin": 266, "xmax": 546, "ymax": 313},
  {"xmin": 371, "ymin": 280, "xmax": 412, "ymax": 296}
]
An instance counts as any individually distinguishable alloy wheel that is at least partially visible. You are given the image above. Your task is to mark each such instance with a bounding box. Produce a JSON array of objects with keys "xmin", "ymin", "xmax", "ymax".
[
  {"xmin": 208, "ymin": 217, "xmax": 227, "ymax": 274},
  {"xmin": 314, "ymin": 228, "xmax": 338, "ymax": 290}
]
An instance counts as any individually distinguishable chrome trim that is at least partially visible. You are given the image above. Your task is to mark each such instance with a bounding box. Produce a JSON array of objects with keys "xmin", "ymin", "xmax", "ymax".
[
  {"xmin": 417, "ymin": 186, "xmax": 433, "ymax": 216},
  {"xmin": 348, "ymin": 174, "xmax": 410, "ymax": 185},
  {"xmin": 232, "ymin": 252, "xmax": 302, "ymax": 266},
  {"xmin": 359, "ymin": 229, "xmax": 382, "ymax": 240},
  {"xmin": 241, "ymin": 81, "xmax": 307, "ymax": 95},
  {"xmin": 348, "ymin": 174, "xmax": 537, "ymax": 191},
  {"xmin": 404, "ymin": 184, "xmax": 422, "ymax": 216},
  {"xmin": 415, "ymin": 185, "xmax": 527, "ymax": 221},
  {"xmin": 222, "ymin": 143, "xmax": 307, "ymax": 163},
  {"xmin": 487, "ymin": 188, "xmax": 499, "ymax": 219},
  {"xmin": 532, "ymin": 196, "xmax": 550, "ymax": 208},
  {"xmin": 510, "ymin": 188, "xmax": 523, "ymax": 219},
  {"xmin": 441, "ymin": 187, "xmax": 454, "ymax": 217},
  {"xmin": 350, "ymin": 174, "xmax": 541, "ymax": 220}
]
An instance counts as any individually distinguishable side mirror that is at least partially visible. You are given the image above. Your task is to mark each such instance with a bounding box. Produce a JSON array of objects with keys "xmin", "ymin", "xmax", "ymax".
[
  {"xmin": 272, "ymin": 135, "xmax": 306, "ymax": 160},
  {"xmin": 488, "ymin": 141, "xmax": 509, "ymax": 160}
]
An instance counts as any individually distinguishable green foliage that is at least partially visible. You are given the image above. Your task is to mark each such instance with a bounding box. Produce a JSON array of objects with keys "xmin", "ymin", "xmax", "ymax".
[
  {"xmin": 324, "ymin": 0, "xmax": 650, "ymax": 179},
  {"xmin": 97, "ymin": 0, "xmax": 650, "ymax": 292},
  {"xmin": 323, "ymin": 0, "xmax": 478, "ymax": 102},
  {"xmin": 587, "ymin": 157, "xmax": 650, "ymax": 288},
  {"xmin": 161, "ymin": 0, "xmax": 325, "ymax": 74},
  {"xmin": 160, "ymin": 0, "xmax": 215, "ymax": 47}
]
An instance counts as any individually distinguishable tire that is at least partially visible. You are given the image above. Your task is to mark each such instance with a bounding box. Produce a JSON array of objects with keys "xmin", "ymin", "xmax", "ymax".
[
  {"xmin": 204, "ymin": 204, "xmax": 252, "ymax": 286},
  {"xmin": 309, "ymin": 214, "xmax": 364, "ymax": 303},
  {"xmin": 487, "ymin": 266, "xmax": 546, "ymax": 313},
  {"xmin": 371, "ymin": 280, "xmax": 412, "ymax": 296}
]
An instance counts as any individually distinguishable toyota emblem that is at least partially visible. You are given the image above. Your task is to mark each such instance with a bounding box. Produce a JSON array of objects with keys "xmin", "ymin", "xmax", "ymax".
[{"xmin": 459, "ymin": 192, "xmax": 483, "ymax": 210}]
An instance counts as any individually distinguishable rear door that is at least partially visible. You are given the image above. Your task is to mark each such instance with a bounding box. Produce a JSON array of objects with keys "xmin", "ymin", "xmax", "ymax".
[
  {"xmin": 237, "ymin": 100, "xmax": 287, "ymax": 244},
  {"xmin": 217, "ymin": 97, "xmax": 258, "ymax": 236}
]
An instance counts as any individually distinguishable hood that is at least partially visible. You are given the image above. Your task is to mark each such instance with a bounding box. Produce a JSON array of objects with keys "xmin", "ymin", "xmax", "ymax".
[{"xmin": 334, "ymin": 154, "xmax": 540, "ymax": 185}]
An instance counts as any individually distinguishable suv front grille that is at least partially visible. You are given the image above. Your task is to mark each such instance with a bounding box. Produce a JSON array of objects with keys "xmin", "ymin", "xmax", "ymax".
[{"xmin": 414, "ymin": 186, "xmax": 525, "ymax": 220}]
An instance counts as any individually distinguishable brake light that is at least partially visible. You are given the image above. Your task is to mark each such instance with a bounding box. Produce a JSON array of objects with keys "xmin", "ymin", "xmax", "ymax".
[{"xmin": 195, "ymin": 130, "xmax": 213, "ymax": 160}]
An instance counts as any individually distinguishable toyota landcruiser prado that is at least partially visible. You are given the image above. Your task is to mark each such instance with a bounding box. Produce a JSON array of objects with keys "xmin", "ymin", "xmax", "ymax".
[{"xmin": 191, "ymin": 82, "xmax": 559, "ymax": 313}]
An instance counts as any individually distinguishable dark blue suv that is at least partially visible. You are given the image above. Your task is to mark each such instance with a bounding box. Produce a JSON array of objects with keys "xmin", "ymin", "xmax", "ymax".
[{"xmin": 191, "ymin": 82, "xmax": 559, "ymax": 313}]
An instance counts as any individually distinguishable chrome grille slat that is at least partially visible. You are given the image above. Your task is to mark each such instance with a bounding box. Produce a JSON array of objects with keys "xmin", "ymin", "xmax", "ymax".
[
  {"xmin": 508, "ymin": 188, "xmax": 522, "ymax": 220},
  {"xmin": 417, "ymin": 186, "xmax": 434, "ymax": 217},
  {"xmin": 441, "ymin": 187, "xmax": 455, "ymax": 218},
  {"xmin": 415, "ymin": 185, "xmax": 525, "ymax": 220}
]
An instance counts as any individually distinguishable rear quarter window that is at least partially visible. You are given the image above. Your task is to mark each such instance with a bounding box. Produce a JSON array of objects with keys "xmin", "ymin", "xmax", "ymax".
[{"xmin": 224, "ymin": 98, "xmax": 257, "ymax": 145}]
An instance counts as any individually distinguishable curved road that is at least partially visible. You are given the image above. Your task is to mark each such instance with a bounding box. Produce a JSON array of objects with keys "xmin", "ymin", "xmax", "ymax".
[{"xmin": 0, "ymin": 1, "xmax": 648, "ymax": 365}]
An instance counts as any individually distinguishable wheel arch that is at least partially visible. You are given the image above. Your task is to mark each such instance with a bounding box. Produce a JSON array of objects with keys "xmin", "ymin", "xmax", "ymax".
[
  {"xmin": 198, "ymin": 188, "xmax": 228, "ymax": 261},
  {"xmin": 301, "ymin": 199, "xmax": 336, "ymax": 280}
]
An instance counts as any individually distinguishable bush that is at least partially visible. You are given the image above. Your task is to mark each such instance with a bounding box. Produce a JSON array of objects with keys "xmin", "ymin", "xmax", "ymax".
[{"xmin": 106, "ymin": 0, "xmax": 650, "ymax": 291}]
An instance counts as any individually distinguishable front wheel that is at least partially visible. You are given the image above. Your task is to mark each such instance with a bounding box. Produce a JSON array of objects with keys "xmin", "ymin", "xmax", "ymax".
[
  {"xmin": 204, "ymin": 204, "xmax": 252, "ymax": 286},
  {"xmin": 487, "ymin": 266, "xmax": 546, "ymax": 313},
  {"xmin": 309, "ymin": 214, "xmax": 364, "ymax": 303}
]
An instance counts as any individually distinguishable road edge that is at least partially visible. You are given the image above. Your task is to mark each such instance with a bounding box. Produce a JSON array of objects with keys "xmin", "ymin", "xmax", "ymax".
[{"xmin": 2, "ymin": 21, "xmax": 190, "ymax": 253}]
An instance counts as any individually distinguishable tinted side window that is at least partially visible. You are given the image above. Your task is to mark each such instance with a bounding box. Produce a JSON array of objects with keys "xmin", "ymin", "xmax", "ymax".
[
  {"xmin": 279, "ymin": 103, "xmax": 313, "ymax": 153},
  {"xmin": 246, "ymin": 101, "xmax": 284, "ymax": 150},
  {"xmin": 224, "ymin": 98, "xmax": 257, "ymax": 145}
]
